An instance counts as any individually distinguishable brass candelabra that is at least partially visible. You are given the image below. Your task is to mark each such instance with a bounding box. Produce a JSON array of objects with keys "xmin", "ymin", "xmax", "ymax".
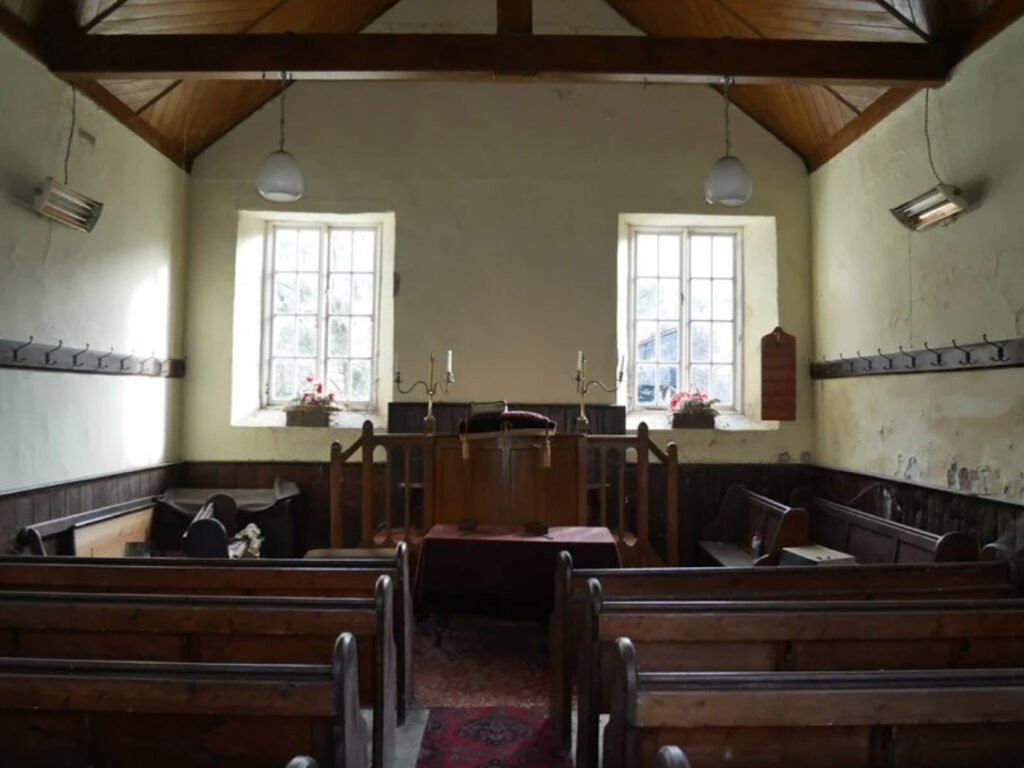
[
  {"xmin": 394, "ymin": 350, "xmax": 454, "ymax": 433},
  {"xmin": 574, "ymin": 351, "xmax": 623, "ymax": 433}
]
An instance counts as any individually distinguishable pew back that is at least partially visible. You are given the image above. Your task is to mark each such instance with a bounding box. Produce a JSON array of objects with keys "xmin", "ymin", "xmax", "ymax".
[
  {"xmin": 697, "ymin": 486, "xmax": 809, "ymax": 567},
  {"xmin": 806, "ymin": 495, "xmax": 979, "ymax": 563},
  {"xmin": 0, "ymin": 581, "xmax": 396, "ymax": 768},
  {"xmin": 0, "ymin": 633, "xmax": 367, "ymax": 768},
  {"xmin": 0, "ymin": 543, "xmax": 413, "ymax": 722},
  {"xmin": 606, "ymin": 638, "xmax": 1024, "ymax": 768},
  {"xmin": 549, "ymin": 554, "xmax": 1020, "ymax": 749},
  {"xmin": 575, "ymin": 582, "xmax": 1024, "ymax": 768}
]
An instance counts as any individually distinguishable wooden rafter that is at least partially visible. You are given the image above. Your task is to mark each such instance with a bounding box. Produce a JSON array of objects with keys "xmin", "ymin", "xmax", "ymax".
[
  {"xmin": 81, "ymin": 0, "xmax": 132, "ymax": 34},
  {"xmin": 50, "ymin": 34, "xmax": 952, "ymax": 87},
  {"xmin": 871, "ymin": 0, "xmax": 933, "ymax": 43}
]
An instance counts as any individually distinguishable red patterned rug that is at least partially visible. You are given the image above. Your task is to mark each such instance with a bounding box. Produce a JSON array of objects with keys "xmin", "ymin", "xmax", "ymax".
[
  {"xmin": 414, "ymin": 617, "xmax": 549, "ymax": 708},
  {"xmin": 415, "ymin": 707, "xmax": 572, "ymax": 768}
]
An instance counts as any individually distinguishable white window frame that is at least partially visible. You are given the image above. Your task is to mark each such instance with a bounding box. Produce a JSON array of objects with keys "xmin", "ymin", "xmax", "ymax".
[
  {"xmin": 626, "ymin": 225, "xmax": 744, "ymax": 414},
  {"xmin": 260, "ymin": 221, "xmax": 384, "ymax": 410}
]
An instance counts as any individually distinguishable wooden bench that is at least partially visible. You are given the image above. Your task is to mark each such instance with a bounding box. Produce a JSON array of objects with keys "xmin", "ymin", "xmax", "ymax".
[
  {"xmin": 605, "ymin": 638, "xmax": 1024, "ymax": 768},
  {"xmin": 0, "ymin": 580, "xmax": 397, "ymax": 768},
  {"xmin": 697, "ymin": 485, "xmax": 809, "ymax": 567},
  {"xmin": 15, "ymin": 497, "xmax": 161, "ymax": 557},
  {"xmin": 796, "ymin": 493, "xmax": 979, "ymax": 563},
  {"xmin": 574, "ymin": 581, "xmax": 1024, "ymax": 768},
  {"xmin": 0, "ymin": 543, "xmax": 414, "ymax": 723},
  {"xmin": 549, "ymin": 552, "xmax": 1022, "ymax": 749},
  {"xmin": 0, "ymin": 632, "xmax": 368, "ymax": 768}
]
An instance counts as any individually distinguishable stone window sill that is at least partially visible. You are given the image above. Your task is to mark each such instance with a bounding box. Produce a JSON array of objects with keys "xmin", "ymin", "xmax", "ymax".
[
  {"xmin": 231, "ymin": 408, "xmax": 387, "ymax": 430},
  {"xmin": 627, "ymin": 412, "xmax": 780, "ymax": 434}
]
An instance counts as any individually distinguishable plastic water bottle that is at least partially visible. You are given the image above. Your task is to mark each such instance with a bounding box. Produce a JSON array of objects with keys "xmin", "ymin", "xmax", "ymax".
[{"xmin": 751, "ymin": 532, "xmax": 763, "ymax": 557}]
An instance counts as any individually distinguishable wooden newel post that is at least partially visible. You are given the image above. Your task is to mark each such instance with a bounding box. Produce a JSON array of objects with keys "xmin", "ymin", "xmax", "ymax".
[
  {"xmin": 636, "ymin": 422, "xmax": 650, "ymax": 564},
  {"xmin": 329, "ymin": 441, "xmax": 344, "ymax": 548},
  {"xmin": 665, "ymin": 442, "xmax": 679, "ymax": 566},
  {"xmin": 360, "ymin": 420, "xmax": 376, "ymax": 547}
]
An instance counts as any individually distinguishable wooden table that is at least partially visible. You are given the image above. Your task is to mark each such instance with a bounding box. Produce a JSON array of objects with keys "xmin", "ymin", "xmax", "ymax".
[{"xmin": 413, "ymin": 524, "xmax": 620, "ymax": 625}]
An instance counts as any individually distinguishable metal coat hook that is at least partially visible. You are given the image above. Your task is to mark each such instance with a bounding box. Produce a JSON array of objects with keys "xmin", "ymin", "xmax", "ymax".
[
  {"xmin": 12, "ymin": 336, "xmax": 33, "ymax": 362},
  {"xmin": 142, "ymin": 353, "xmax": 158, "ymax": 374},
  {"xmin": 982, "ymin": 334, "xmax": 1006, "ymax": 362},
  {"xmin": 119, "ymin": 352, "xmax": 136, "ymax": 372},
  {"xmin": 856, "ymin": 350, "xmax": 873, "ymax": 371},
  {"xmin": 839, "ymin": 353, "xmax": 855, "ymax": 373},
  {"xmin": 899, "ymin": 346, "xmax": 916, "ymax": 369},
  {"xmin": 950, "ymin": 339, "xmax": 972, "ymax": 366},
  {"xmin": 72, "ymin": 343, "xmax": 90, "ymax": 368},
  {"xmin": 44, "ymin": 340, "xmax": 63, "ymax": 366},
  {"xmin": 924, "ymin": 342, "xmax": 944, "ymax": 367},
  {"xmin": 97, "ymin": 347, "xmax": 114, "ymax": 370},
  {"xmin": 878, "ymin": 348, "xmax": 895, "ymax": 371}
]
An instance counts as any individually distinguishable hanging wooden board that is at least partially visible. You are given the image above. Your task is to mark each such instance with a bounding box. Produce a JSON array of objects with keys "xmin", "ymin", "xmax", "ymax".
[{"xmin": 761, "ymin": 326, "xmax": 796, "ymax": 421}]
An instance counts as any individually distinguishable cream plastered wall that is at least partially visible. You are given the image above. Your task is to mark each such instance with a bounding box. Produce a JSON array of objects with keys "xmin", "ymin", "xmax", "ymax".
[
  {"xmin": 185, "ymin": 75, "xmax": 813, "ymax": 463},
  {"xmin": 0, "ymin": 36, "xmax": 188, "ymax": 492},
  {"xmin": 811, "ymin": 17, "xmax": 1024, "ymax": 503}
]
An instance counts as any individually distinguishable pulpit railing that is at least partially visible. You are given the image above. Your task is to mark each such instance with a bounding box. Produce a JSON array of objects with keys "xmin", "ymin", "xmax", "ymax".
[{"xmin": 329, "ymin": 421, "xmax": 680, "ymax": 564}]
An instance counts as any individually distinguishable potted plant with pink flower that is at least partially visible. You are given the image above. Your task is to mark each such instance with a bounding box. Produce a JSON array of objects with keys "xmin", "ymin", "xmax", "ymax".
[
  {"xmin": 284, "ymin": 376, "xmax": 340, "ymax": 427},
  {"xmin": 668, "ymin": 389, "xmax": 720, "ymax": 429}
]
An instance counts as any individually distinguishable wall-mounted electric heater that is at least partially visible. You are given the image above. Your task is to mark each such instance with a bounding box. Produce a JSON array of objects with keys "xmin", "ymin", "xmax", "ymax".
[
  {"xmin": 32, "ymin": 178, "xmax": 103, "ymax": 232},
  {"xmin": 890, "ymin": 184, "xmax": 968, "ymax": 231}
]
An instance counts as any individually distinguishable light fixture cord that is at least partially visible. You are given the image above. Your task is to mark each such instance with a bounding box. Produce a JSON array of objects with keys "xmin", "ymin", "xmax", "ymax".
[
  {"xmin": 723, "ymin": 76, "xmax": 733, "ymax": 157},
  {"xmin": 279, "ymin": 71, "xmax": 287, "ymax": 152},
  {"xmin": 64, "ymin": 86, "xmax": 77, "ymax": 185},
  {"xmin": 924, "ymin": 89, "xmax": 946, "ymax": 186}
]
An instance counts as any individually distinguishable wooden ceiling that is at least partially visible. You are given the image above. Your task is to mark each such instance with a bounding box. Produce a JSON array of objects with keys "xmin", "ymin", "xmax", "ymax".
[{"xmin": 1, "ymin": 0, "xmax": 1018, "ymax": 172}]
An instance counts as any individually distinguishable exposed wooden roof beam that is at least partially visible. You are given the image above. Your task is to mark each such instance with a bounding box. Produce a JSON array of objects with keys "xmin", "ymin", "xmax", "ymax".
[
  {"xmin": 871, "ymin": 1, "xmax": 933, "ymax": 44},
  {"xmin": 0, "ymin": 5, "xmax": 44, "ymax": 61},
  {"xmin": 49, "ymin": 33, "xmax": 953, "ymax": 87}
]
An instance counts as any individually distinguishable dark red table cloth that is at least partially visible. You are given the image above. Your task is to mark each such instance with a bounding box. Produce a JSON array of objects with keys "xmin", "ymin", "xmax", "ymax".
[{"xmin": 414, "ymin": 524, "xmax": 621, "ymax": 618}]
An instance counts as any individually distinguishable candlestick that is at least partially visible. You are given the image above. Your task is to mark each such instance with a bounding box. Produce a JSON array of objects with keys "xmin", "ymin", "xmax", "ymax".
[
  {"xmin": 573, "ymin": 350, "xmax": 622, "ymax": 433},
  {"xmin": 394, "ymin": 350, "xmax": 455, "ymax": 433}
]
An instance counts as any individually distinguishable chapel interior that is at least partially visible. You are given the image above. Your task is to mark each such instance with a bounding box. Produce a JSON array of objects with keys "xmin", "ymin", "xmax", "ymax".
[{"xmin": 1, "ymin": 1, "xmax": 1023, "ymax": 767}]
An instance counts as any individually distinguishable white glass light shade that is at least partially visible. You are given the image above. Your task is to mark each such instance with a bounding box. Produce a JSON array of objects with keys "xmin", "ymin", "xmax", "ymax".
[
  {"xmin": 704, "ymin": 155, "xmax": 752, "ymax": 206},
  {"xmin": 257, "ymin": 150, "xmax": 304, "ymax": 202}
]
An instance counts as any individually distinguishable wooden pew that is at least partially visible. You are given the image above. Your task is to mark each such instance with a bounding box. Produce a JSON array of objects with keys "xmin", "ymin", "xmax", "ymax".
[
  {"xmin": 605, "ymin": 638, "xmax": 1024, "ymax": 768},
  {"xmin": 797, "ymin": 493, "xmax": 979, "ymax": 563},
  {"xmin": 15, "ymin": 497, "xmax": 160, "ymax": 557},
  {"xmin": 0, "ymin": 543, "xmax": 414, "ymax": 723},
  {"xmin": 696, "ymin": 485, "xmax": 809, "ymax": 567},
  {"xmin": 574, "ymin": 581, "xmax": 1024, "ymax": 768},
  {"xmin": 0, "ymin": 580, "xmax": 397, "ymax": 768},
  {"xmin": 549, "ymin": 553, "xmax": 1022, "ymax": 749},
  {"xmin": 0, "ymin": 632, "xmax": 368, "ymax": 768}
]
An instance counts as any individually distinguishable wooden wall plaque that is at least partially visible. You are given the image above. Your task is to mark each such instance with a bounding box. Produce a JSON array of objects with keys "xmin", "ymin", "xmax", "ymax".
[{"xmin": 761, "ymin": 326, "xmax": 796, "ymax": 421}]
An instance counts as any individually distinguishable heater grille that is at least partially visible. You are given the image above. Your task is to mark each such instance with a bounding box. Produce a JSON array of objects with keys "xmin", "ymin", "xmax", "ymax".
[
  {"xmin": 890, "ymin": 184, "xmax": 967, "ymax": 231},
  {"xmin": 33, "ymin": 178, "xmax": 103, "ymax": 232}
]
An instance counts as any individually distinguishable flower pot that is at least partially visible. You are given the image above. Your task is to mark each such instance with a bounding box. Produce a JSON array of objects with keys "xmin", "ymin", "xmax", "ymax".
[
  {"xmin": 671, "ymin": 412, "xmax": 716, "ymax": 429},
  {"xmin": 285, "ymin": 408, "xmax": 332, "ymax": 428}
]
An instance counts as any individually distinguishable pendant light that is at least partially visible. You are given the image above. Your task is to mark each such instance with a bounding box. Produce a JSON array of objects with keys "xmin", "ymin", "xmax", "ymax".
[
  {"xmin": 704, "ymin": 76, "xmax": 752, "ymax": 207},
  {"xmin": 257, "ymin": 72, "xmax": 304, "ymax": 203}
]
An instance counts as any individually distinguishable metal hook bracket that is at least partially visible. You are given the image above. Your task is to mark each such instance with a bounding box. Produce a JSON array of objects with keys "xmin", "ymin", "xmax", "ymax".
[
  {"xmin": 899, "ymin": 346, "xmax": 916, "ymax": 369},
  {"xmin": 878, "ymin": 348, "xmax": 895, "ymax": 370},
  {"xmin": 72, "ymin": 343, "xmax": 90, "ymax": 368},
  {"xmin": 44, "ymin": 340, "xmax": 63, "ymax": 366},
  {"xmin": 12, "ymin": 336, "xmax": 34, "ymax": 363},
  {"xmin": 950, "ymin": 339, "xmax": 972, "ymax": 366},
  {"xmin": 921, "ymin": 344, "xmax": 942, "ymax": 368},
  {"xmin": 982, "ymin": 334, "xmax": 1006, "ymax": 362},
  {"xmin": 119, "ymin": 353, "xmax": 136, "ymax": 372},
  {"xmin": 838, "ymin": 353, "xmax": 855, "ymax": 373},
  {"xmin": 97, "ymin": 347, "xmax": 114, "ymax": 370},
  {"xmin": 856, "ymin": 350, "xmax": 873, "ymax": 371}
]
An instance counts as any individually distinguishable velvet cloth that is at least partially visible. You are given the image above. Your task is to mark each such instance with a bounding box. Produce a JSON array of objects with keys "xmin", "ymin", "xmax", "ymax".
[
  {"xmin": 414, "ymin": 524, "xmax": 620, "ymax": 618},
  {"xmin": 460, "ymin": 410, "xmax": 557, "ymax": 435}
]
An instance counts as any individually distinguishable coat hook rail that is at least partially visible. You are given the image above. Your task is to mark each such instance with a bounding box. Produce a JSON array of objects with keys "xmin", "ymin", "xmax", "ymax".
[
  {"xmin": 0, "ymin": 335, "xmax": 185, "ymax": 379},
  {"xmin": 811, "ymin": 335, "xmax": 1022, "ymax": 380}
]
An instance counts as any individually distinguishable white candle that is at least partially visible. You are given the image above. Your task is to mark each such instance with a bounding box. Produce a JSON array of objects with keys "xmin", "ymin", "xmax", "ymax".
[
  {"xmin": 576, "ymin": 350, "xmax": 583, "ymax": 373},
  {"xmin": 446, "ymin": 349, "xmax": 453, "ymax": 375}
]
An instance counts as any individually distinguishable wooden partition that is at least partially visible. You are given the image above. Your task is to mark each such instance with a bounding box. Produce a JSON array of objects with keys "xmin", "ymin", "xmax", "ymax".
[{"xmin": 329, "ymin": 422, "xmax": 679, "ymax": 565}]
